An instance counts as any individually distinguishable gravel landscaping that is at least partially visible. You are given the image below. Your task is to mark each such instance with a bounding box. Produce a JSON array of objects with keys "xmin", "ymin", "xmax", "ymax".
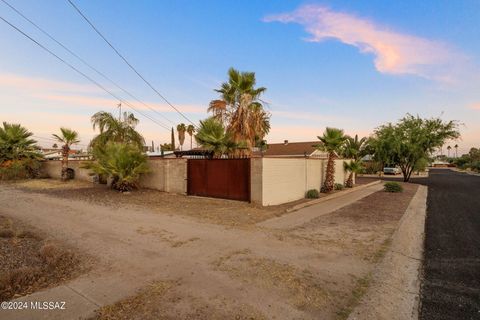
[{"xmin": 0, "ymin": 215, "xmax": 91, "ymax": 301}]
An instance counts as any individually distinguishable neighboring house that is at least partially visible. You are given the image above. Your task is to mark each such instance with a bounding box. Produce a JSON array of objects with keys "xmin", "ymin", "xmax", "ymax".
[
  {"xmin": 253, "ymin": 140, "xmax": 329, "ymax": 158},
  {"xmin": 432, "ymin": 160, "xmax": 451, "ymax": 167},
  {"xmin": 147, "ymin": 150, "xmax": 176, "ymax": 158},
  {"xmin": 41, "ymin": 149, "xmax": 82, "ymax": 160}
]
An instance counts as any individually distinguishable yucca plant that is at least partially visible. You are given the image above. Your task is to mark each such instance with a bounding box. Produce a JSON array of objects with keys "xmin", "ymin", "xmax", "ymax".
[{"xmin": 84, "ymin": 143, "xmax": 150, "ymax": 192}]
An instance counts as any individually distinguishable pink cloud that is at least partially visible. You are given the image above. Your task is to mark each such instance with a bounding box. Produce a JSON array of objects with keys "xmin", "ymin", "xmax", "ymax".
[
  {"xmin": 264, "ymin": 5, "xmax": 465, "ymax": 81},
  {"xmin": 38, "ymin": 94, "xmax": 205, "ymax": 114},
  {"xmin": 468, "ymin": 103, "xmax": 480, "ymax": 110},
  {"xmin": 0, "ymin": 73, "xmax": 99, "ymax": 94}
]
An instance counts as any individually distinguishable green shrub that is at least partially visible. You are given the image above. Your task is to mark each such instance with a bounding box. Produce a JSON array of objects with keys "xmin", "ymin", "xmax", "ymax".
[
  {"xmin": 384, "ymin": 182, "xmax": 403, "ymax": 193},
  {"xmin": 305, "ymin": 189, "xmax": 319, "ymax": 199},
  {"xmin": 0, "ymin": 159, "xmax": 41, "ymax": 180},
  {"xmin": 334, "ymin": 183, "xmax": 344, "ymax": 190},
  {"xmin": 83, "ymin": 143, "xmax": 150, "ymax": 192}
]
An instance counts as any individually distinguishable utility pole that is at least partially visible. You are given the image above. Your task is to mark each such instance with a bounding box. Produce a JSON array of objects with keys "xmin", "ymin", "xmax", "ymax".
[{"xmin": 117, "ymin": 103, "xmax": 122, "ymax": 121}]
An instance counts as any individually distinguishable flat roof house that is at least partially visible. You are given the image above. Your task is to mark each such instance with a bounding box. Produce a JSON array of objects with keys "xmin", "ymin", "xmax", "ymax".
[{"xmin": 254, "ymin": 140, "xmax": 328, "ymax": 158}]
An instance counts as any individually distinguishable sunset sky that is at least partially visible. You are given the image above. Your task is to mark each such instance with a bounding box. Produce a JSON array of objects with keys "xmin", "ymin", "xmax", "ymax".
[{"xmin": 1, "ymin": 0, "xmax": 479, "ymax": 153}]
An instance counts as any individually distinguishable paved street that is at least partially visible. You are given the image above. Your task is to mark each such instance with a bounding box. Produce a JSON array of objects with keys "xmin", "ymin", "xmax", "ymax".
[{"xmin": 418, "ymin": 169, "xmax": 480, "ymax": 319}]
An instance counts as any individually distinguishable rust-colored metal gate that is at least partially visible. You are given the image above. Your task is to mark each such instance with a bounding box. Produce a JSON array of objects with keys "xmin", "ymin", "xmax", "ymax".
[{"xmin": 187, "ymin": 159, "xmax": 251, "ymax": 202}]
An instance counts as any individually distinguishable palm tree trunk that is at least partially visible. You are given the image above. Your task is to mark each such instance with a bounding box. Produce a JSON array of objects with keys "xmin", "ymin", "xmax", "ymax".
[
  {"xmin": 190, "ymin": 135, "xmax": 193, "ymax": 150},
  {"xmin": 346, "ymin": 172, "xmax": 353, "ymax": 188},
  {"xmin": 61, "ymin": 145, "xmax": 69, "ymax": 181},
  {"xmin": 323, "ymin": 152, "xmax": 335, "ymax": 192}
]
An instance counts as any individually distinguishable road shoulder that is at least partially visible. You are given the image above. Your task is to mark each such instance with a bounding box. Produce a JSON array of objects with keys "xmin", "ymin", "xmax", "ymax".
[{"xmin": 348, "ymin": 185, "xmax": 427, "ymax": 320}]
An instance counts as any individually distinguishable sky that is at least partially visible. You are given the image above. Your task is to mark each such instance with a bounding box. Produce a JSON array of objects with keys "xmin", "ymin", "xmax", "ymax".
[{"xmin": 0, "ymin": 0, "xmax": 479, "ymax": 154}]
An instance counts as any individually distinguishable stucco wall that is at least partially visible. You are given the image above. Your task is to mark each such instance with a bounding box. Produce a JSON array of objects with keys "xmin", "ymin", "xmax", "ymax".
[
  {"xmin": 253, "ymin": 157, "xmax": 350, "ymax": 206},
  {"xmin": 41, "ymin": 158, "xmax": 187, "ymax": 194},
  {"xmin": 41, "ymin": 160, "xmax": 93, "ymax": 182}
]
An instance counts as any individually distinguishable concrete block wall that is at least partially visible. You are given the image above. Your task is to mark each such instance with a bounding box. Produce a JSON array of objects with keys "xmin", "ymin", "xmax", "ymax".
[
  {"xmin": 41, "ymin": 158, "xmax": 187, "ymax": 194},
  {"xmin": 251, "ymin": 157, "xmax": 350, "ymax": 206}
]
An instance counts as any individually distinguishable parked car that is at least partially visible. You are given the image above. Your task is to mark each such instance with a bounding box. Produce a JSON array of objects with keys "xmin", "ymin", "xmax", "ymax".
[{"xmin": 383, "ymin": 166, "xmax": 401, "ymax": 175}]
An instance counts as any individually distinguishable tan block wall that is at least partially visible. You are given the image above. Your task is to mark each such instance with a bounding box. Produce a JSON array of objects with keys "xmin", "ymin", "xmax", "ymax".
[
  {"xmin": 41, "ymin": 158, "xmax": 187, "ymax": 194},
  {"xmin": 261, "ymin": 158, "xmax": 307, "ymax": 206},
  {"xmin": 40, "ymin": 161, "xmax": 94, "ymax": 182},
  {"xmin": 253, "ymin": 157, "xmax": 350, "ymax": 206},
  {"xmin": 306, "ymin": 159, "xmax": 323, "ymax": 191},
  {"xmin": 334, "ymin": 159, "xmax": 346, "ymax": 185}
]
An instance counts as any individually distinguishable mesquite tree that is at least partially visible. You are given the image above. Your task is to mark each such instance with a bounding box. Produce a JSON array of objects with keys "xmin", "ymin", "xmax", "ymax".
[{"xmin": 370, "ymin": 114, "xmax": 460, "ymax": 182}]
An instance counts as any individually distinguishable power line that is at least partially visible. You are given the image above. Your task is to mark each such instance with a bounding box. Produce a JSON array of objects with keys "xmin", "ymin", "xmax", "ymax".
[
  {"xmin": 0, "ymin": 14, "xmax": 171, "ymax": 132},
  {"xmin": 33, "ymin": 135, "xmax": 89, "ymax": 148},
  {"xmin": 1, "ymin": 0, "xmax": 175, "ymax": 127},
  {"xmin": 67, "ymin": 0, "xmax": 197, "ymax": 127}
]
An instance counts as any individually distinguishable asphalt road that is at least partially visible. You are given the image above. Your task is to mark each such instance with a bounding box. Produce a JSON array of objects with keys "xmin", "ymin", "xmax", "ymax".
[{"xmin": 418, "ymin": 169, "xmax": 480, "ymax": 320}]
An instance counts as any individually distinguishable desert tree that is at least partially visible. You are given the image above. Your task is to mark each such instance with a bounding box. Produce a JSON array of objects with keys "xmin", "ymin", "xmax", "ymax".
[{"xmin": 370, "ymin": 114, "xmax": 460, "ymax": 182}]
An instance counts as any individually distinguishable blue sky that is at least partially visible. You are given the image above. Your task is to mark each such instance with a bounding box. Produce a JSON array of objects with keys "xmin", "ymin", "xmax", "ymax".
[{"xmin": 1, "ymin": 0, "xmax": 479, "ymax": 153}]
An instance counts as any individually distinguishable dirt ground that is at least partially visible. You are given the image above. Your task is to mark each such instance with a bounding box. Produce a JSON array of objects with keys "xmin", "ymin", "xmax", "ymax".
[
  {"xmin": 0, "ymin": 215, "xmax": 91, "ymax": 301},
  {"xmin": 0, "ymin": 180, "xmax": 418, "ymax": 319},
  {"xmin": 7, "ymin": 179, "xmax": 307, "ymax": 228}
]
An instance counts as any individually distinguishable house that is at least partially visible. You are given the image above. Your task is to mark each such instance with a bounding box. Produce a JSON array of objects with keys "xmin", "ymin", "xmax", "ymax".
[
  {"xmin": 254, "ymin": 140, "xmax": 328, "ymax": 158},
  {"xmin": 40, "ymin": 148, "xmax": 83, "ymax": 160}
]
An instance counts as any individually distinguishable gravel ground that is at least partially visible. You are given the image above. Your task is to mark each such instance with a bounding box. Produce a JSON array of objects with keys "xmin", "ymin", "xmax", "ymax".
[
  {"xmin": 0, "ymin": 215, "xmax": 90, "ymax": 301},
  {"xmin": 416, "ymin": 169, "xmax": 480, "ymax": 320}
]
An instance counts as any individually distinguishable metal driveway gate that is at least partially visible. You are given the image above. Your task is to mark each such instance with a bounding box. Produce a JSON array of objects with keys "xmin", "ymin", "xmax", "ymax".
[{"xmin": 187, "ymin": 159, "xmax": 250, "ymax": 202}]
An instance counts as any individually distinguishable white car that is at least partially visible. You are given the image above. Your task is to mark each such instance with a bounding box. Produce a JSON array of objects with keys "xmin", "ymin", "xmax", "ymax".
[{"xmin": 383, "ymin": 167, "xmax": 401, "ymax": 175}]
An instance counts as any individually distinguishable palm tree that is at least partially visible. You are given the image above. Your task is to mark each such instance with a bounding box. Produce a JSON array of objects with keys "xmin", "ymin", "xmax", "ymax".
[
  {"xmin": 342, "ymin": 134, "xmax": 367, "ymax": 160},
  {"xmin": 210, "ymin": 67, "xmax": 270, "ymax": 156},
  {"xmin": 186, "ymin": 124, "xmax": 195, "ymax": 150},
  {"xmin": 90, "ymin": 111, "xmax": 144, "ymax": 149},
  {"xmin": 171, "ymin": 127, "xmax": 175, "ymax": 151},
  {"xmin": 343, "ymin": 160, "xmax": 362, "ymax": 188},
  {"xmin": 195, "ymin": 117, "xmax": 238, "ymax": 158},
  {"xmin": 454, "ymin": 144, "xmax": 458, "ymax": 158},
  {"xmin": 0, "ymin": 122, "xmax": 40, "ymax": 162},
  {"xmin": 177, "ymin": 123, "xmax": 186, "ymax": 150},
  {"xmin": 447, "ymin": 145, "xmax": 452, "ymax": 158},
  {"xmin": 83, "ymin": 142, "xmax": 150, "ymax": 192},
  {"xmin": 52, "ymin": 128, "xmax": 79, "ymax": 181},
  {"xmin": 316, "ymin": 127, "xmax": 346, "ymax": 192}
]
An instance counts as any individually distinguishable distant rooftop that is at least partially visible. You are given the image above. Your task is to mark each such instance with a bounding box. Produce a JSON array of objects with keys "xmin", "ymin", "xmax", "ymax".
[{"xmin": 255, "ymin": 140, "xmax": 327, "ymax": 158}]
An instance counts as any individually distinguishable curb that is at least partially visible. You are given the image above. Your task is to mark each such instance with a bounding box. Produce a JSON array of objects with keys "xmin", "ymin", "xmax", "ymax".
[
  {"xmin": 348, "ymin": 185, "xmax": 427, "ymax": 320},
  {"xmin": 286, "ymin": 180, "xmax": 382, "ymax": 213}
]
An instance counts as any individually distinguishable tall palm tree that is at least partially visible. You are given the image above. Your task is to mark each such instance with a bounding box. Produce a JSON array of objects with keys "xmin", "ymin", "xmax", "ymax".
[
  {"xmin": 90, "ymin": 111, "xmax": 144, "ymax": 149},
  {"xmin": 186, "ymin": 125, "xmax": 195, "ymax": 150},
  {"xmin": 316, "ymin": 127, "xmax": 346, "ymax": 192},
  {"xmin": 343, "ymin": 160, "xmax": 362, "ymax": 188},
  {"xmin": 447, "ymin": 145, "xmax": 452, "ymax": 158},
  {"xmin": 177, "ymin": 123, "xmax": 186, "ymax": 150},
  {"xmin": 0, "ymin": 122, "xmax": 40, "ymax": 162},
  {"xmin": 210, "ymin": 67, "xmax": 270, "ymax": 156},
  {"xmin": 454, "ymin": 144, "xmax": 458, "ymax": 158},
  {"xmin": 52, "ymin": 128, "xmax": 79, "ymax": 181},
  {"xmin": 342, "ymin": 134, "xmax": 367, "ymax": 160}
]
